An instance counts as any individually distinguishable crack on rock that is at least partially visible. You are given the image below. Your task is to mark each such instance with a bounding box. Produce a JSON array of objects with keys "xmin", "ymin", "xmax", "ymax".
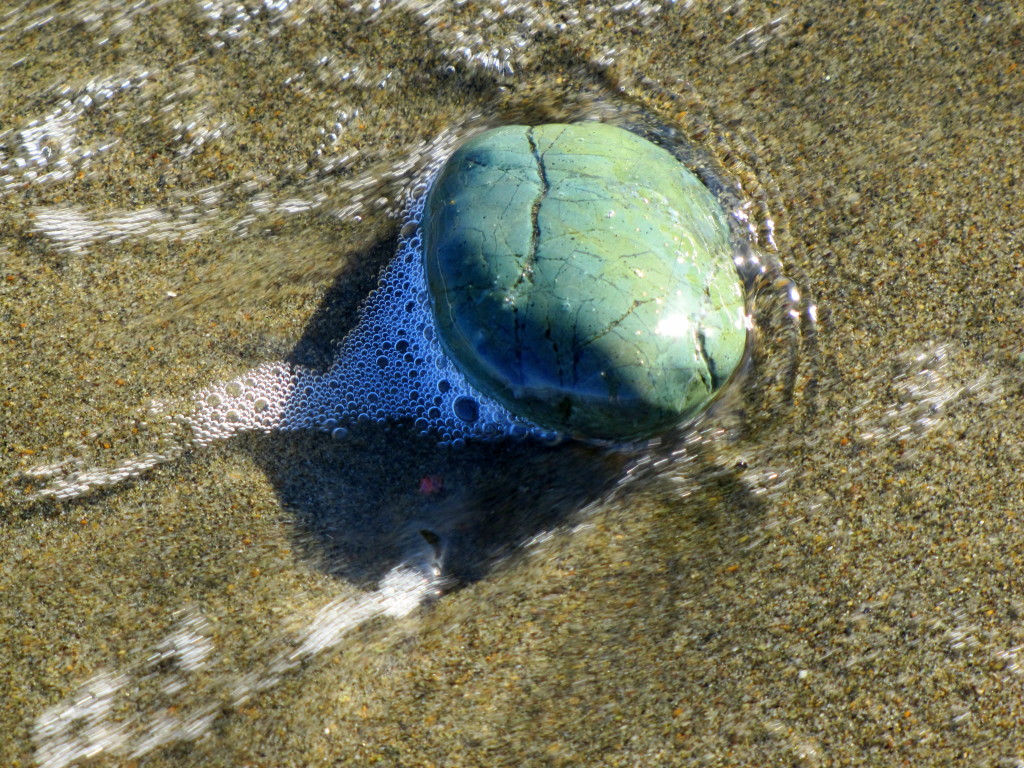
[
  {"xmin": 696, "ymin": 328, "xmax": 716, "ymax": 392},
  {"xmin": 523, "ymin": 126, "xmax": 550, "ymax": 287},
  {"xmin": 582, "ymin": 298, "xmax": 654, "ymax": 348}
]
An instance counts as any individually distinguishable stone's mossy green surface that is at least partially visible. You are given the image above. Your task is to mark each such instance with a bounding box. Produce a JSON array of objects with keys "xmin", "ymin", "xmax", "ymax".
[{"xmin": 423, "ymin": 122, "xmax": 747, "ymax": 441}]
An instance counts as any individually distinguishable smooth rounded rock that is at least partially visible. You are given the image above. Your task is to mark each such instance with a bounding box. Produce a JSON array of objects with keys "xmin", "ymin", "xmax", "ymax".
[{"xmin": 423, "ymin": 122, "xmax": 747, "ymax": 441}]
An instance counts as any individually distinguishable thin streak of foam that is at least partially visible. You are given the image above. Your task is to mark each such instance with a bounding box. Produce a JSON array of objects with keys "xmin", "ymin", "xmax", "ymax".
[
  {"xmin": 30, "ymin": 204, "xmax": 210, "ymax": 254},
  {"xmin": 854, "ymin": 344, "xmax": 1002, "ymax": 444},
  {"xmin": 33, "ymin": 562, "xmax": 443, "ymax": 768}
]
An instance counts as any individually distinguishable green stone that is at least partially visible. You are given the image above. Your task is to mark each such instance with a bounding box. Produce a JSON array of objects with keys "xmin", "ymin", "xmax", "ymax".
[{"xmin": 423, "ymin": 123, "xmax": 747, "ymax": 441}]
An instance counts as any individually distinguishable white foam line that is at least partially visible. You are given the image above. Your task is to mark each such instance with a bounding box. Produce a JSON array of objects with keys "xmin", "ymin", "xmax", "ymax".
[{"xmin": 33, "ymin": 562, "xmax": 442, "ymax": 768}]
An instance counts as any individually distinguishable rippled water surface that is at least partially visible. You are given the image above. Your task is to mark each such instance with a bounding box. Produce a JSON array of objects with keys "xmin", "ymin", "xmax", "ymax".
[{"xmin": 2, "ymin": 1, "xmax": 1023, "ymax": 766}]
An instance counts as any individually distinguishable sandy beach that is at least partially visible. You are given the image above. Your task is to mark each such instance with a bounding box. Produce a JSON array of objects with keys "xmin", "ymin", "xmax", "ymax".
[{"xmin": 2, "ymin": 1, "xmax": 1023, "ymax": 765}]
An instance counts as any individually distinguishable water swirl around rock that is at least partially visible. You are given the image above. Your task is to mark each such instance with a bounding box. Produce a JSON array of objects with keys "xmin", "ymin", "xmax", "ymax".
[{"xmin": 20, "ymin": 95, "xmax": 816, "ymax": 502}]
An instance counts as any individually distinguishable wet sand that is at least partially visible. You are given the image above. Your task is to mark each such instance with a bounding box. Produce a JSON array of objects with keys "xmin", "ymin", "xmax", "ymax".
[{"xmin": 2, "ymin": 1, "xmax": 1023, "ymax": 766}]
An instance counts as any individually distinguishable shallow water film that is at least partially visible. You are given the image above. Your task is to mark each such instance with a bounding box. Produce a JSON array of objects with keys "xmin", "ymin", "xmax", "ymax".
[{"xmin": 2, "ymin": 1, "xmax": 1024, "ymax": 766}]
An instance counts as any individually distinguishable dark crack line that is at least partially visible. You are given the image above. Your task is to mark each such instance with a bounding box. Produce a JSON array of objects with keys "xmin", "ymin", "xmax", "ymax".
[
  {"xmin": 696, "ymin": 329, "xmax": 717, "ymax": 391},
  {"xmin": 512, "ymin": 127, "xmax": 551, "ymax": 383},
  {"xmin": 578, "ymin": 297, "xmax": 657, "ymax": 348},
  {"xmin": 524, "ymin": 127, "xmax": 550, "ymax": 287}
]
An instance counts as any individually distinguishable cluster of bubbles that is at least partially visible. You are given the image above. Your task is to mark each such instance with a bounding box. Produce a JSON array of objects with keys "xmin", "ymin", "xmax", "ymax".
[{"xmin": 175, "ymin": 172, "xmax": 559, "ymax": 450}]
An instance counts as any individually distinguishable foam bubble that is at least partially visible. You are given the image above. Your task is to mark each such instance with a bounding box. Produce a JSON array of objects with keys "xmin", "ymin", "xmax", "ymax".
[{"xmin": 183, "ymin": 178, "xmax": 547, "ymax": 448}]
